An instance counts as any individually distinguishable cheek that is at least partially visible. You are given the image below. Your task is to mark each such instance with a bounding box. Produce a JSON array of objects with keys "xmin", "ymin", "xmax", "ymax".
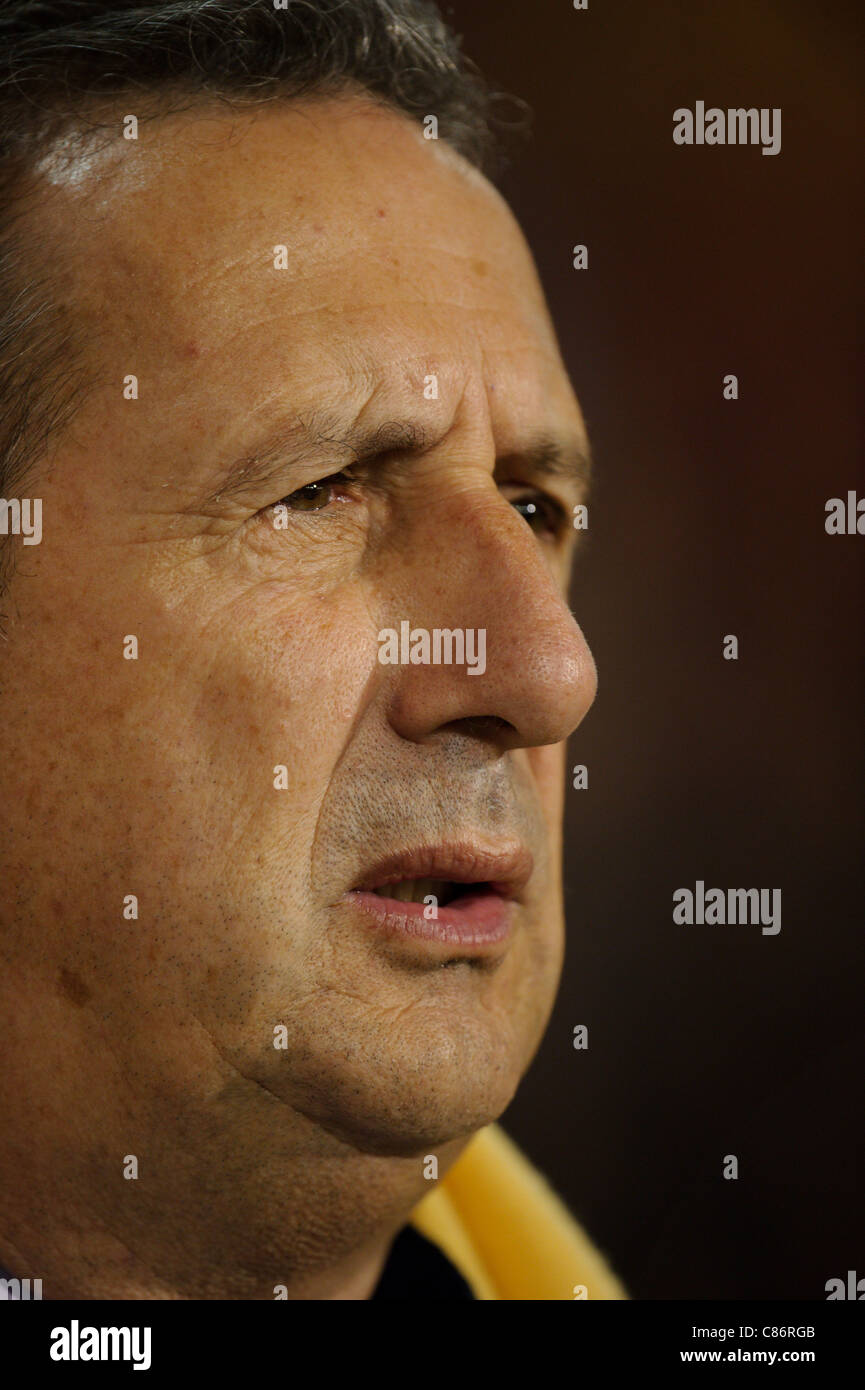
[
  {"xmin": 156, "ymin": 582, "xmax": 380, "ymax": 838},
  {"xmin": 64, "ymin": 586, "xmax": 385, "ymax": 1022},
  {"xmin": 11, "ymin": 574, "xmax": 380, "ymax": 943}
]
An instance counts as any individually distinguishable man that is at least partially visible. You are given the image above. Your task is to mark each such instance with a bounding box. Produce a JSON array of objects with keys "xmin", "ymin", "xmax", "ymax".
[{"xmin": 0, "ymin": 0, "xmax": 624, "ymax": 1300}]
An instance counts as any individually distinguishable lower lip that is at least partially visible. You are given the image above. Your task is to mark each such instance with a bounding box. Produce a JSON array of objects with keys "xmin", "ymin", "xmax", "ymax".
[{"xmin": 345, "ymin": 888, "xmax": 514, "ymax": 949}]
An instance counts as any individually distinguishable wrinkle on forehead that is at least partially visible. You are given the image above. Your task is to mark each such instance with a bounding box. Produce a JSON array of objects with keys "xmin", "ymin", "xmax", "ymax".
[
  {"xmin": 41, "ymin": 92, "xmax": 524, "ymax": 271},
  {"xmin": 51, "ymin": 98, "xmax": 551, "ymax": 371},
  {"xmin": 28, "ymin": 91, "xmax": 582, "ymax": 498}
]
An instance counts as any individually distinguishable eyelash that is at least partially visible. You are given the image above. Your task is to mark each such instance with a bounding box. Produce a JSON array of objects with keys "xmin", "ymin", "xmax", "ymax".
[
  {"xmin": 267, "ymin": 472, "xmax": 569, "ymax": 538},
  {"xmin": 271, "ymin": 471, "xmax": 357, "ymax": 512},
  {"xmin": 508, "ymin": 492, "xmax": 570, "ymax": 537}
]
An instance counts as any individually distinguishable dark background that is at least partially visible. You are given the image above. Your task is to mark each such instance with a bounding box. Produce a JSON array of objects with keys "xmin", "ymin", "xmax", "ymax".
[{"xmin": 444, "ymin": 0, "xmax": 864, "ymax": 1299}]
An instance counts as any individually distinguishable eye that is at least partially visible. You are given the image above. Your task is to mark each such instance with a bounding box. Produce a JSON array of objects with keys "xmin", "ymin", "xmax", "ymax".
[
  {"xmin": 509, "ymin": 490, "xmax": 568, "ymax": 537},
  {"xmin": 276, "ymin": 471, "xmax": 353, "ymax": 513}
]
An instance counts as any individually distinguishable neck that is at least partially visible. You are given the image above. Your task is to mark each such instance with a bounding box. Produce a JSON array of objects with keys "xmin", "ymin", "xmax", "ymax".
[
  {"xmin": 0, "ymin": 1084, "xmax": 468, "ymax": 1300},
  {"xmin": 0, "ymin": 978, "xmax": 471, "ymax": 1298}
]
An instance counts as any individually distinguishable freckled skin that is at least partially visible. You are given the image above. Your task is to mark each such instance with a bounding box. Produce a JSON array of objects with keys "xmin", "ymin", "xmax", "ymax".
[{"xmin": 0, "ymin": 93, "xmax": 596, "ymax": 1299}]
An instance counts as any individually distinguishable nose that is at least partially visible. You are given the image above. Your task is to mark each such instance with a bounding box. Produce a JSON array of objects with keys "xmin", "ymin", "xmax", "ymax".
[{"xmin": 382, "ymin": 481, "xmax": 597, "ymax": 750}]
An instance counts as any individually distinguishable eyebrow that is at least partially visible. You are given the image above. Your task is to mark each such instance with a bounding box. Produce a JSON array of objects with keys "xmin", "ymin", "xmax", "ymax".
[
  {"xmin": 199, "ymin": 412, "xmax": 427, "ymax": 506},
  {"xmin": 200, "ymin": 411, "xmax": 591, "ymax": 507},
  {"xmin": 496, "ymin": 435, "xmax": 592, "ymax": 495}
]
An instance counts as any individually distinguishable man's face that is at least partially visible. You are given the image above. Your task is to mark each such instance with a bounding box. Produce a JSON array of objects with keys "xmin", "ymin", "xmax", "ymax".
[{"xmin": 0, "ymin": 94, "xmax": 595, "ymax": 1162}]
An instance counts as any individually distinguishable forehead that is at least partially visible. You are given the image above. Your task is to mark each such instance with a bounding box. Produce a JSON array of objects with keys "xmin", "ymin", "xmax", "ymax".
[{"xmin": 41, "ymin": 92, "xmax": 582, "ymax": 462}]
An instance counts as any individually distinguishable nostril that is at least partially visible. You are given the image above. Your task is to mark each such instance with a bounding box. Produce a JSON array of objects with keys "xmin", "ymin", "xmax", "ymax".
[{"xmin": 447, "ymin": 715, "xmax": 515, "ymax": 739}]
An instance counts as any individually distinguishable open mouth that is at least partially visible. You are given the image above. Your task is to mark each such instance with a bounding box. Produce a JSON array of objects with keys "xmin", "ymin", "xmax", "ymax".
[
  {"xmin": 367, "ymin": 878, "xmax": 495, "ymax": 908},
  {"xmin": 345, "ymin": 842, "xmax": 533, "ymax": 950},
  {"xmin": 352, "ymin": 841, "xmax": 532, "ymax": 903}
]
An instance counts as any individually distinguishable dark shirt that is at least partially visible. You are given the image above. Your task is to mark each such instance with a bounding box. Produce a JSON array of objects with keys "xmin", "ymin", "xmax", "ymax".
[{"xmin": 372, "ymin": 1226, "xmax": 475, "ymax": 1299}]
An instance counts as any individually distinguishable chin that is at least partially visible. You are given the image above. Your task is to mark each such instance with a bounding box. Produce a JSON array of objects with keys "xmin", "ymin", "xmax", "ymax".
[{"xmin": 282, "ymin": 1014, "xmax": 533, "ymax": 1157}]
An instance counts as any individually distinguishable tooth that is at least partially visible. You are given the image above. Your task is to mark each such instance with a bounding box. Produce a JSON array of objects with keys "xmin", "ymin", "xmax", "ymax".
[
  {"xmin": 414, "ymin": 878, "xmax": 447, "ymax": 903},
  {"xmin": 388, "ymin": 881, "xmax": 414, "ymax": 902}
]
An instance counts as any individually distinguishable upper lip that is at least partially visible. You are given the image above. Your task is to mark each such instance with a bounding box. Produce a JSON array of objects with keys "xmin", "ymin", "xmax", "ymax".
[{"xmin": 351, "ymin": 841, "xmax": 534, "ymax": 901}]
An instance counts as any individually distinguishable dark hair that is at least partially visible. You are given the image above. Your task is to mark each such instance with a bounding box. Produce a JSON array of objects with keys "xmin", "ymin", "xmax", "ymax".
[{"xmin": 0, "ymin": 0, "xmax": 521, "ymax": 587}]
